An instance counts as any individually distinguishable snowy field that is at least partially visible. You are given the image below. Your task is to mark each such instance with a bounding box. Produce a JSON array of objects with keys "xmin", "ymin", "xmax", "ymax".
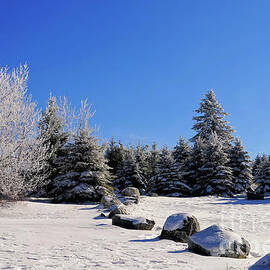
[{"xmin": 0, "ymin": 195, "xmax": 270, "ymax": 270}]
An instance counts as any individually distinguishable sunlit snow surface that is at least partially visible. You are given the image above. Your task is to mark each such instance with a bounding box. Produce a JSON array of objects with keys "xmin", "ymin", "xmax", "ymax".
[{"xmin": 0, "ymin": 195, "xmax": 270, "ymax": 269}]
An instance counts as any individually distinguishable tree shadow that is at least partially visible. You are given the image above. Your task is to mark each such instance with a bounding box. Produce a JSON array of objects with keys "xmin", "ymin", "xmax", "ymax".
[
  {"xmin": 168, "ymin": 248, "xmax": 189, "ymax": 254},
  {"xmin": 93, "ymin": 214, "xmax": 107, "ymax": 220},
  {"xmin": 209, "ymin": 196, "xmax": 270, "ymax": 205},
  {"xmin": 129, "ymin": 236, "xmax": 161, "ymax": 243}
]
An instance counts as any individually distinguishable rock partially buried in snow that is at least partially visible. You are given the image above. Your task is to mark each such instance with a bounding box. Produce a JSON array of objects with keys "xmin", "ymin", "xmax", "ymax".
[
  {"xmin": 188, "ymin": 224, "xmax": 250, "ymax": 258},
  {"xmin": 160, "ymin": 213, "xmax": 200, "ymax": 243},
  {"xmin": 112, "ymin": 214, "xmax": 155, "ymax": 230},
  {"xmin": 249, "ymin": 253, "xmax": 270, "ymax": 269},
  {"xmin": 108, "ymin": 204, "xmax": 129, "ymax": 218},
  {"xmin": 100, "ymin": 195, "xmax": 121, "ymax": 209},
  {"xmin": 121, "ymin": 187, "xmax": 140, "ymax": 198}
]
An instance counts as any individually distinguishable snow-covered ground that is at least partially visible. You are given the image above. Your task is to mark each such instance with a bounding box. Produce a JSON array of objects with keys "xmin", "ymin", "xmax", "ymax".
[{"xmin": 0, "ymin": 195, "xmax": 270, "ymax": 270}]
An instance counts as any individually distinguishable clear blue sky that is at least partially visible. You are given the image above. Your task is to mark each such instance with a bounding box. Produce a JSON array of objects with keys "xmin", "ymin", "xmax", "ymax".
[{"xmin": 1, "ymin": 0, "xmax": 270, "ymax": 157}]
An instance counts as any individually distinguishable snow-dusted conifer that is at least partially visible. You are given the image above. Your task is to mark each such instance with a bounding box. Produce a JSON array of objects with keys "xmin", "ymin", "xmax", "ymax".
[
  {"xmin": 146, "ymin": 142, "xmax": 160, "ymax": 180},
  {"xmin": 149, "ymin": 146, "xmax": 191, "ymax": 196},
  {"xmin": 51, "ymin": 100, "xmax": 112, "ymax": 202},
  {"xmin": 38, "ymin": 95, "xmax": 68, "ymax": 186},
  {"xmin": 252, "ymin": 154, "xmax": 262, "ymax": 176},
  {"xmin": 173, "ymin": 136, "xmax": 192, "ymax": 185},
  {"xmin": 229, "ymin": 138, "xmax": 252, "ymax": 193},
  {"xmin": 191, "ymin": 90, "xmax": 234, "ymax": 147},
  {"xmin": 195, "ymin": 132, "xmax": 234, "ymax": 196},
  {"xmin": 190, "ymin": 136, "xmax": 206, "ymax": 190},
  {"xmin": 115, "ymin": 148, "xmax": 146, "ymax": 192},
  {"xmin": 254, "ymin": 155, "xmax": 270, "ymax": 192}
]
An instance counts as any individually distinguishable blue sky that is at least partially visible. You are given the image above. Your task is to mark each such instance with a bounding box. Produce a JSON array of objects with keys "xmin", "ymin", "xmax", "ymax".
[{"xmin": 1, "ymin": 0, "xmax": 270, "ymax": 157}]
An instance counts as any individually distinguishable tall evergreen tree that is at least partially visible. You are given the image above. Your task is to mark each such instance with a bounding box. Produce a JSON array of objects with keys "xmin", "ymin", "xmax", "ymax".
[
  {"xmin": 254, "ymin": 154, "xmax": 270, "ymax": 193},
  {"xmin": 191, "ymin": 90, "xmax": 234, "ymax": 147},
  {"xmin": 252, "ymin": 154, "xmax": 262, "ymax": 176},
  {"xmin": 194, "ymin": 132, "xmax": 234, "ymax": 196},
  {"xmin": 146, "ymin": 142, "xmax": 160, "ymax": 180},
  {"xmin": 38, "ymin": 95, "xmax": 68, "ymax": 187},
  {"xmin": 229, "ymin": 138, "xmax": 253, "ymax": 193}
]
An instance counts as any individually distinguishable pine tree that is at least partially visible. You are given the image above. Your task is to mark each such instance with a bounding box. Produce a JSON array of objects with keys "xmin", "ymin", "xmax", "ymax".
[
  {"xmin": 252, "ymin": 154, "xmax": 262, "ymax": 176},
  {"xmin": 195, "ymin": 132, "xmax": 234, "ymax": 196},
  {"xmin": 191, "ymin": 90, "xmax": 234, "ymax": 147},
  {"xmin": 229, "ymin": 138, "xmax": 253, "ymax": 193},
  {"xmin": 38, "ymin": 95, "xmax": 69, "ymax": 189},
  {"xmin": 190, "ymin": 136, "xmax": 206, "ymax": 191},
  {"xmin": 149, "ymin": 146, "xmax": 192, "ymax": 196},
  {"xmin": 254, "ymin": 155, "xmax": 270, "ymax": 193},
  {"xmin": 50, "ymin": 101, "xmax": 112, "ymax": 202},
  {"xmin": 146, "ymin": 142, "xmax": 160, "ymax": 180},
  {"xmin": 105, "ymin": 137, "xmax": 125, "ymax": 177},
  {"xmin": 173, "ymin": 136, "xmax": 192, "ymax": 185},
  {"xmin": 115, "ymin": 148, "xmax": 146, "ymax": 192}
]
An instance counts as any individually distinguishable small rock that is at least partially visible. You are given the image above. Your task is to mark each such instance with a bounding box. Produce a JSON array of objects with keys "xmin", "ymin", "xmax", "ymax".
[
  {"xmin": 100, "ymin": 195, "xmax": 121, "ymax": 209},
  {"xmin": 108, "ymin": 204, "xmax": 129, "ymax": 218},
  {"xmin": 160, "ymin": 213, "xmax": 200, "ymax": 243},
  {"xmin": 188, "ymin": 224, "xmax": 250, "ymax": 258},
  {"xmin": 112, "ymin": 214, "xmax": 155, "ymax": 230},
  {"xmin": 122, "ymin": 187, "xmax": 140, "ymax": 197}
]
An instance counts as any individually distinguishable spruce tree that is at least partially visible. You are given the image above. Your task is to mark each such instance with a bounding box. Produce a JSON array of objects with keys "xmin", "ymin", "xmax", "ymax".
[
  {"xmin": 173, "ymin": 136, "xmax": 192, "ymax": 185},
  {"xmin": 254, "ymin": 155, "xmax": 270, "ymax": 193},
  {"xmin": 149, "ymin": 146, "xmax": 192, "ymax": 196},
  {"xmin": 229, "ymin": 138, "xmax": 252, "ymax": 193},
  {"xmin": 115, "ymin": 148, "xmax": 146, "ymax": 192},
  {"xmin": 190, "ymin": 136, "xmax": 206, "ymax": 192},
  {"xmin": 38, "ymin": 95, "xmax": 68, "ymax": 189},
  {"xmin": 195, "ymin": 132, "xmax": 234, "ymax": 196},
  {"xmin": 191, "ymin": 90, "xmax": 234, "ymax": 147}
]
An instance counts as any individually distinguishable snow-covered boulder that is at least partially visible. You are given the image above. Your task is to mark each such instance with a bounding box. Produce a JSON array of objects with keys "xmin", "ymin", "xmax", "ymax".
[
  {"xmin": 100, "ymin": 195, "xmax": 121, "ymax": 209},
  {"xmin": 108, "ymin": 204, "xmax": 129, "ymax": 218},
  {"xmin": 112, "ymin": 214, "xmax": 155, "ymax": 230},
  {"xmin": 188, "ymin": 225, "xmax": 250, "ymax": 258},
  {"xmin": 122, "ymin": 196, "xmax": 140, "ymax": 205},
  {"xmin": 160, "ymin": 213, "xmax": 200, "ymax": 243},
  {"xmin": 250, "ymin": 253, "xmax": 270, "ymax": 269},
  {"xmin": 122, "ymin": 187, "xmax": 140, "ymax": 198}
]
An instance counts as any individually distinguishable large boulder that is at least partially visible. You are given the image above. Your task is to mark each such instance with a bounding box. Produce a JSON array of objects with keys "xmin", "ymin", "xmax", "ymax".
[
  {"xmin": 249, "ymin": 253, "xmax": 270, "ymax": 269},
  {"xmin": 100, "ymin": 195, "xmax": 121, "ymax": 209},
  {"xmin": 122, "ymin": 187, "xmax": 140, "ymax": 198},
  {"xmin": 160, "ymin": 213, "xmax": 200, "ymax": 243},
  {"xmin": 188, "ymin": 224, "xmax": 250, "ymax": 258},
  {"xmin": 108, "ymin": 204, "xmax": 129, "ymax": 218},
  {"xmin": 112, "ymin": 214, "xmax": 155, "ymax": 230}
]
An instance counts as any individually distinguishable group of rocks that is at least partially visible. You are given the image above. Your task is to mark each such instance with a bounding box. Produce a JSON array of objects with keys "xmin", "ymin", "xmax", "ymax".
[{"xmin": 99, "ymin": 187, "xmax": 270, "ymax": 266}]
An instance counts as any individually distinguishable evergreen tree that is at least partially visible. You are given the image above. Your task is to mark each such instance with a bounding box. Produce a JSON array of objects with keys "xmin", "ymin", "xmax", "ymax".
[
  {"xmin": 194, "ymin": 132, "xmax": 234, "ymax": 196},
  {"xmin": 114, "ymin": 148, "xmax": 146, "ymax": 192},
  {"xmin": 38, "ymin": 95, "xmax": 68, "ymax": 188},
  {"xmin": 254, "ymin": 155, "xmax": 270, "ymax": 193},
  {"xmin": 105, "ymin": 137, "xmax": 125, "ymax": 177},
  {"xmin": 145, "ymin": 142, "xmax": 160, "ymax": 181},
  {"xmin": 173, "ymin": 136, "xmax": 193, "ymax": 185},
  {"xmin": 149, "ymin": 146, "xmax": 192, "ymax": 196},
  {"xmin": 190, "ymin": 136, "xmax": 206, "ymax": 191},
  {"xmin": 50, "ymin": 102, "xmax": 112, "ymax": 202},
  {"xmin": 229, "ymin": 138, "xmax": 253, "ymax": 193},
  {"xmin": 252, "ymin": 154, "xmax": 262, "ymax": 176},
  {"xmin": 191, "ymin": 90, "xmax": 234, "ymax": 147}
]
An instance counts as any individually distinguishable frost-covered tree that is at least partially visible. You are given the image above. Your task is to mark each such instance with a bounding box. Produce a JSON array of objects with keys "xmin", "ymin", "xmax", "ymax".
[
  {"xmin": 145, "ymin": 142, "xmax": 160, "ymax": 181},
  {"xmin": 50, "ymin": 100, "xmax": 112, "ymax": 202},
  {"xmin": 189, "ymin": 136, "xmax": 206, "ymax": 190},
  {"xmin": 149, "ymin": 146, "xmax": 192, "ymax": 196},
  {"xmin": 38, "ymin": 95, "xmax": 69, "ymax": 187},
  {"xmin": 173, "ymin": 136, "xmax": 192, "ymax": 185},
  {"xmin": 229, "ymin": 138, "xmax": 252, "ymax": 193},
  {"xmin": 252, "ymin": 154, "xmax": 262, "ymax": 176},
  {"xmin": 114, "ymin": 148, "xmax": 146, "ymax": 192},
  {"xmin": 254, "ymin": 155, "xmax": 270, "ymax": 193},
  {"xmin": 194, "ymin": 132, "xmax": 234, "ymax": 196},
  {"xmin": 191, "ymin": 90, "xmax": 234, "ymax": 147},
  {"xmin": 0, "ymin": 65, "xmax": 48, "ymax": 199},
  {"xmin": 105, "ymin": 137, "xmax": 126, "ymax": 177}
]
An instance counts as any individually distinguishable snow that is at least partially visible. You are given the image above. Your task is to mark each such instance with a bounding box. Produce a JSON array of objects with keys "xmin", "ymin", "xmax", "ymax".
[
  {"xmin": 163, "ymin": 213, "xmax": 190, "ymax": 231},
  {"xmin": 190, "ymin": 224, "xmax": 243, "ymax": 256},
  {"xmin": 250, "ymin": 253, "xmax": 270, "ymax": 268},
  {"xmin": 0, "ymin": 195, "xmax": 270, "ymax": 269}
]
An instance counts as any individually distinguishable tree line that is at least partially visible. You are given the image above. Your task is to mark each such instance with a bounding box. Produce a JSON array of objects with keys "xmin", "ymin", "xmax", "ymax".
[{"xmin": 0, "ymin": 65, "xmax": 267, "ymax": 201}]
